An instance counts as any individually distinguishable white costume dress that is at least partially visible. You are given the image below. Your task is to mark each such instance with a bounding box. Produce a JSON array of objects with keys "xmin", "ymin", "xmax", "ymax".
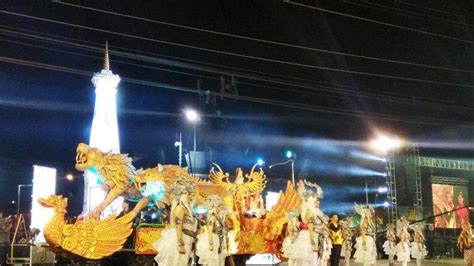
[
  {"xmin": 354, "ymin": 234, "xmax": 376, "ymax": 265},
  {"xmin": 395, "ymin": 241, "xmax": 411, "ymax": 263},
  {"xmin": 196, "ymin": 213, "xmax": 228, "ymax": 266},
  {"xmin": 410, "ymin": 241, "xmax": 427, "ymax": 259},
  {"xmin": 320, "ymin": 234, "xmax": 332, "ymax": 266},
  {"xmin": 153, "ymin": 206, "xmax": 196, "ymax": 266},
  {"xmin": 292, "ymin": 209, "xmax": 327, "ymax": 266}
]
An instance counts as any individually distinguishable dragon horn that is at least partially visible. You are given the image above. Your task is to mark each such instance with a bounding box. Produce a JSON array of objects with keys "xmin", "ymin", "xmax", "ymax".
[
  {"xmin": 250, "ymin": 163, "xmax": 258, "ymax": 175},
  {"xmin": 212, "ymin": 163, "xmax": 224, "ymax": 173}
]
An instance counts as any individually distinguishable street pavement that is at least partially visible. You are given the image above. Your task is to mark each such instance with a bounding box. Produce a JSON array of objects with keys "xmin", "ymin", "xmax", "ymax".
[{"xmin": 274, "ymin": 259, "xmax": 465, "ymax": 265}]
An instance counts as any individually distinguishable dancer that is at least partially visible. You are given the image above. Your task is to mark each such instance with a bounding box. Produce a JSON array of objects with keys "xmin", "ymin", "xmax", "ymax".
[
  {"xmin": 410, "ymin": 223, "xmax": 427, "ymax": 266},
  {"xmin": 321, "ymin": 228, "xmax": 333, "ymax": 266},
  {"xmin": 292, "ymin": 180, "xmax": 328, "ymax": 265},
  {"xmin": 328, "ymin": 214, "xmax": 342, "ymax": 266},
  {"xmin": 382, "ymin": 223, "xmax": 396, "ymax": 266},
  {"xmin": 153, "ymin": 177, "xmax": 197, "ymax": 266},
  {"xmin": 196, "ymin": 195, "xmax": 229, "ymax": 266},
  {"xmin": 458, "ymin": 221, "xmax": 474, "ymax": 266},
  {"xmin": 282, "ymin": 209, "xmax": 300, "ymax": 265},
  {"xmin": 353, "ymin": 203, "xmax": 376, "ymax": 266},
  {"xmin": 395, "ymin": 216, "xmax": 411, "ymax": 266},
  {"xmin": 340, "ymin": 219, "xmax": 353, "ymax": 266}
]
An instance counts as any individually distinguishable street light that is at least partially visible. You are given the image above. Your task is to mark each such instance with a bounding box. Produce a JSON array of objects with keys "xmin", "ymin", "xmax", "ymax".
[
  {"xmin": 270, "ymin": 151, "xmax": 296, "ymax": 185},
  {"xmin": 66, "ymin": 174, "xmax": 74, "ymax": 181},
  {"xmin": 184, "ymin": 108, "xmax": 201, "ymax": 152}
]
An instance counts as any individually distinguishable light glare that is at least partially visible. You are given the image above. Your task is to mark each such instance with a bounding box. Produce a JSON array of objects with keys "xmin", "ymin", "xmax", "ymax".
[
  {"xmin": 370, "ymin": 135, "xmax": 402, "ymax": 153},
  {"xmin": 184, "ymin": 109, "xmax": 200, "ymax": 123}
]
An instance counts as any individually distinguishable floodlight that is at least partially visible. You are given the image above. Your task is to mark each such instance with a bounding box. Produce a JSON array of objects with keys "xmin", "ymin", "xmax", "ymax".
[
  {"xmin": 369, "ymin": 135, "xmax": 402, "ymax": 153},
  {"xmin": 286, "ymin": 150, "xmax": 293, "ymax": 159},
  {"xmin": 378, "ymin": 187, "xmax": 388, "ymax": 193},
  {"xmin": 256, "ymin": 158, "xmax": 265, "ymax": 166},
  {"xmin": 383, "ymin": 201, "xmax": 390, "ymax": 208}
]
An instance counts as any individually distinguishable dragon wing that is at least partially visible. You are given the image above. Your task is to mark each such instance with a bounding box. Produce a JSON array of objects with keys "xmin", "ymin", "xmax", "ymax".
[
  {"xmin": 243, "ymin": 164, "xmax": 267, "ymax": 193},
  {"xmin": 209, "ymin": 163, "xmax": 236, "ymax": 192},
  {"xmin": 61, "ymin": 212, "xmax": 136, "ymax": 259},
  {"xmin": 263, "ymin": 181, "xmax": 302, "ymax": 241}
]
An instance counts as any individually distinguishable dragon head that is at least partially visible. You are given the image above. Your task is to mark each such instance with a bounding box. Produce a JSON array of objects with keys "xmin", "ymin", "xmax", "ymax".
[
  {"xmin": 38, "ymin": 194, "xmax": 68, "ymax": 213},
  {"xmin": 75, "ymin": 143, "xmax": 104, "ymax": 172}
]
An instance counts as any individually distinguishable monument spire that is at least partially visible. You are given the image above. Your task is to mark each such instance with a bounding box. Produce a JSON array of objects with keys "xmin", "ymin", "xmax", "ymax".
[{"xmin": 103, "ymin": 40, "xmax": 110, "ymax": 71}]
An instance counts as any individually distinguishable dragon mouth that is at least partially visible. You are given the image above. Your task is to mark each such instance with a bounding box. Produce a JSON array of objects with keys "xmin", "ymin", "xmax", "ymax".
[
  {"xmin": 75, "ymin": 152, "xmax": 88, "ymax": 170},
  {"xmin": 38, "ymin": 198, "xmax": 54, "ymax": 208}
]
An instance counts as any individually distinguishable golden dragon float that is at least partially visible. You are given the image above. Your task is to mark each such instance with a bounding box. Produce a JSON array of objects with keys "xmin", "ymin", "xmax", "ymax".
[{"xmin": 40, "ymin": 143, "xmax": 302, "ymax": 259}]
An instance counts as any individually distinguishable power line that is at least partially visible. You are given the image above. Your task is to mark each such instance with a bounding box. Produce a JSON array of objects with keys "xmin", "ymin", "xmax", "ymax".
[
  {"xmin": 52, "ymin": 0, "xmax": 474, "ymax": 74},
  {"xmin": 285, "ymin": 0, "xmax": 474, "ymax": 45},
  {"xmin": 345, "ymin": 0, "xmax": 474, "ymax": 29},
  {"xmin": 3, "ymin": 27, "xmax": 474, "ymax": 112},
  {"xmin": 397, "ymin": 0, "xmax": 465, "ymax": 18},
  {"xmin": 1, "ymin": 55, "xmax": 473, "ymax": 128},
  {"xmin": 2, "ymin": 10, "xmax": 474, "ymax": 89}
]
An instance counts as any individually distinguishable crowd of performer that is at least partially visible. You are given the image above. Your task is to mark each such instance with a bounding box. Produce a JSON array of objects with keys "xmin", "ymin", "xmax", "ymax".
[{"xmin": 143, "ymin": 175, "xmax": 464, "ymax": 266}]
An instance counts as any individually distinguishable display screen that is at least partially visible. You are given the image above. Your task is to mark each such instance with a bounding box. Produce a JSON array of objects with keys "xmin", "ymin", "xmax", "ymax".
[{"xmin": 432, "ymin": 184, "xmax": 469, "ymax": 228}]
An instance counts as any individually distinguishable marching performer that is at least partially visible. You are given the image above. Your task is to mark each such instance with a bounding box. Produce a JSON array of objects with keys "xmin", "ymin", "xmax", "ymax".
[
  {"xmin": 340, "ymin": 219, "xmax": 353, "ymax": 266},
  {"xmin": 321, "ymin": 228, "xmax": 333, "ymax": 266},
  {"xmin": 353, "ymin": 203, "xmax": 376, "ymax": 266},
  {"xmin": 292, "ymin": 180, "xmax": 328, "ymax": 265},
  {"xmin": 395, "ymin": 216, "xmax": 411, "ymax": 266},
  {"xmin": 410, "ymin": 223, "xmax": 427, "ymax": 266},
  {"xmin": 153, "ymin": 177, "xmax": 197, "ymax": 266},
  {"xmin": 282, "ymin": 209, "xmax": 300, "ymax": 266},
  {"xmin": 457, "ymin": 221, "xmax": 474, "ymax": 266},
  {"xmin": 196, "ymin": 195, "xmax": 229, "ymax": 266},
  {"xmin": 382, "ymin": 223, "xmax": 396, "ymax": 266}
]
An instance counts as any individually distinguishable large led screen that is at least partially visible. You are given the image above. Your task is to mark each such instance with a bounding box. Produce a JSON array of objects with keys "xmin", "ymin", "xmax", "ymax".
[{"xmin": 432, "ymin": 184, "xmax": 469, "ymax": 228}]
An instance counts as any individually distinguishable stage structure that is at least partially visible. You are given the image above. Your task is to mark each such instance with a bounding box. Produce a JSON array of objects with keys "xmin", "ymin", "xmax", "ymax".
[
  {"xmin": 385, "ymin": 150, "xmax": 397, "ymax": 224},
  {"xmin": 82, "ymin": 42, "xmax": 123, "ymax": 216},
  {"xmin": 388, "ymin": 146, "xmax": 474, "ymax": 224}
]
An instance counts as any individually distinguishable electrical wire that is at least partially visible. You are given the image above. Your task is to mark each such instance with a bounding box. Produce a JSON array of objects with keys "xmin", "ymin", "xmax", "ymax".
[
  {"xmin": 2, "ymin": 10, "xmax": 474, "ymax": 88},
  {"xmin": 1, "ymin": 55, "xmax": 473, "ymax": 128},
  {"xmin": 285, "ymin": 0, "xmax": 474, "ymax": 45},
  {"xmin": 4, "ymin": 27, "xmax": 474, "ymax": 113},
  {"xmin": 52, "ymin": 0, "xmax": 474, "ymax": 74},
  {"xmin": 4, "ymin": 35, "xmax": 474, "ymax": 114},
  {"xmin": 344, "ymin": 0, "xmax": 474, "ymax": 29}
]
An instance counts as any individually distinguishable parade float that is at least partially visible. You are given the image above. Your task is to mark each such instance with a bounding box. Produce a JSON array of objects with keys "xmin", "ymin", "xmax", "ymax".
[{"xmin": 39, "ymin": 143, "xmax": 303, "ymax": 261}]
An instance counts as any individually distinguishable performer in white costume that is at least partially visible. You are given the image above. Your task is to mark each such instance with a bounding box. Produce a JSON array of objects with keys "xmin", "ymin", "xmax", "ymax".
[
  {"xmin": 382, "ymin": 223, "xmax": 396, "ymax": 266},
  {"xmin": 153, "ymin": 177, "xmax": 197, "ymax": 266},
  {"xmin": 340, "ymin": 219, "xmax": 353, "ymax": 266},
  {"xmin": 320, "ymin": 228, "xmax": 333, "ymax": 266},
  {"xmin": 196, "ymin": 195, "xmax": 229, "ymax": 266},
  {"xmin": 353, "ymin": 203, "xmax": 376, "ymax": 266},
  {"xmin": 292, "ymin": 180, "xmax": 328, "ymax": 266},
  {"xmin": 395, "ymin": 216, "xmax": 411, "ymax": 266},
  {"xmin": 410, "ymin": 223, "xmax": 427, "ymax": 266},
  {"xmin": 458, "ymin": 221, "xmax": 474, "ymax": 266},
  {"xmin": 282, "ymin": 209, "xmax": 300, "ymax": 266}
]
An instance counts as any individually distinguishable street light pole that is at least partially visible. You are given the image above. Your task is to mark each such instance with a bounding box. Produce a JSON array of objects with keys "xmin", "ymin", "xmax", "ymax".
[
  {"xmin": 193, "ymin": 124, "xmax": 197, "ymax": 152},
  {"xmin": 269, "ymin": 158, "xmax": 296, "ymax": 185},
  {"xmin": 17, "ymin": 184, "xmax": 32, "ymax": 214},
  {"xmin": 365, "ymin": 181, "xmax": 369, "ymax": 205}
]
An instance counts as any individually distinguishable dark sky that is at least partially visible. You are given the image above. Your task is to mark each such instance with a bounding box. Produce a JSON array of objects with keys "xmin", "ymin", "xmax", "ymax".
[{"xmin": 2, "ymin": 0, "xmax": 474, "ymax": 214}]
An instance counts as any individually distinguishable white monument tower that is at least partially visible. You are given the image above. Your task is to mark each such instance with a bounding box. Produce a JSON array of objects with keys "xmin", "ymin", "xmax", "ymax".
[{"xmin": 82, "ymin": 41, "xmax": 123, "ymax": 216}]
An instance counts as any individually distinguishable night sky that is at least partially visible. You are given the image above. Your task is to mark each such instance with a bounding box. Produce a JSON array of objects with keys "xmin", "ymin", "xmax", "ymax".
[{"xmin": 2, "ymin": 0, "xmax": 474, "ymax": 216}]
